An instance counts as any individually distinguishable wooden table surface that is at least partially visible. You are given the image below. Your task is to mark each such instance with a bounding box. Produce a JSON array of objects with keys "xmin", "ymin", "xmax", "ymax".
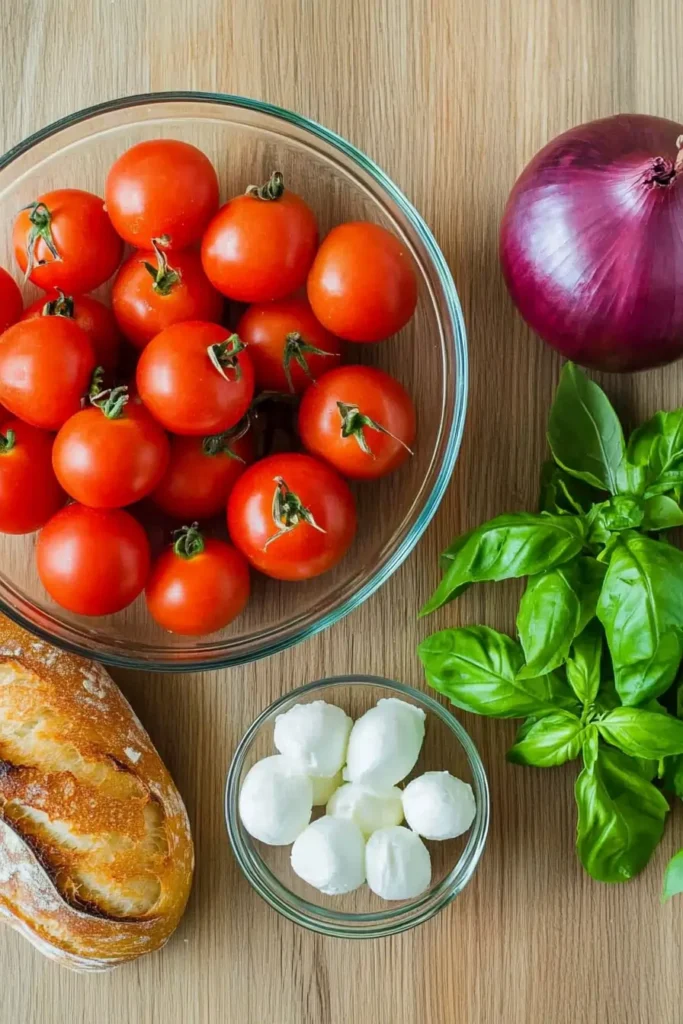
[{"xmin": 3, "ymin": 1, "xmax": 683, "ymax": 1022}]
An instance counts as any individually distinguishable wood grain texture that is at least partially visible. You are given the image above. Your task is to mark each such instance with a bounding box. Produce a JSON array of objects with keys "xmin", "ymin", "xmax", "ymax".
[{"xmin": 2, "ymin": 1, "xmax": 683, "ymax": 1021}]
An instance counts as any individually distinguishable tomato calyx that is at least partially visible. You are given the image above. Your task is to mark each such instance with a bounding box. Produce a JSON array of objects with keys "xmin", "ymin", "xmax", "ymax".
[
  {"xmin": 207, "ymin": 334, "xmax": 247, "ymax": 382},
  {"xmin": 282, "ymin": 332, "xmax": 338, "ymax": 393},
  {"xmin": 21, "ymin": 201, "xmax": 61, "ymax": 279},
  {"xmin": 173, "ymin": 522, "xmax": 205, "ymax": 560},
  {"xmin": 202, "ymin": 416, "xmax": 250, "ymax": 461},
  {"xmin": 41, "ymin": 288, "xmax": 75, "ymax": 318},
  {"xmin": 245, "ymin": 171, "xmax": 285, "ymax": 201},
  {"xmin": 89, "ymin": 368, "xmax": 129, "ymax": 419},
  {"xmin": 142, "ymin": 237, "xmax": 181, "ymax": 296},
  {"xmin": 264, "ymin": 475, "xmax": 326, "ymax": 550},
  {"xmin": 336, "ymin": 401, "xmax": 414, "ymax": 459},
  {"xmin": 0, "ymin": 429, "xmax": 16, "ymax": 454}
]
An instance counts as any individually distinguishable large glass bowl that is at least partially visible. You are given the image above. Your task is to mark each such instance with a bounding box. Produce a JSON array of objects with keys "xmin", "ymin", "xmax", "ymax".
[
  {"xmin": 0, "ymin": 92, "xmax": 467, "ymax": 671},
  {"xmin": 225, "ymin": 676, "xmax": 489, "ymax": 938}
]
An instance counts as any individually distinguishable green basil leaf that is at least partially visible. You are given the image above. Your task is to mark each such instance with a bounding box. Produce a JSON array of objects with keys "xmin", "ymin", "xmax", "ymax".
[
  {"xmin": 626, "ymin": 409, "xmax": 683, "ymax": 496},
  {"xmin": 575, "ymin": 744, "xmax": 669, "ymax": 883},
  {"xmin": 593, "ymin": 494, "xmax": 645, "ymax": 533},
  {"xmin": 418, "ymin": 625, "xmax": 577, "ymax": 718},
  {"xmin": 597, "ymin": 532, "xmax": 683, "ymax": 705},
  {"xmin": 421, "ymin": 512, "xmax": 587, "ymax": 617},
  {"xmin": 663, "ymin": 849, "xmax": 683, "ymax": 902},
  {"xmin": 539, "ymin": 461, "xmax": 599, "ymax": 516},
  {"xmin": 547, "ymin": 363, "xmax": 625, "ymax": 494},
  {"xmin": 615, "ymin": 459, "xmax": 648, "ymax": 497},
  {"xmin": 641, "ymin": 494, "xmax": 683, "ymax": 532},
  {"xmin": 662, "ymin": 753, "xmax": 683, "ymax": 798},
  {"xmin": 507, "ymin": 711, "xmax": 584, "ymax": 767},
  {"xmin": 598, "ymin": 707, "xmax": 683, "ymax": 759},
  {"xmin": 566, "ymin": 622, "xmax": 603, "ymax": 706},
  {"xmin": 516, "ymin": 557, "xmax": 606, "ymax": 678}
]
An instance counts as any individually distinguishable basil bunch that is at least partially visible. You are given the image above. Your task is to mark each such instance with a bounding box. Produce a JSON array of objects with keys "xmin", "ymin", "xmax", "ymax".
[{"xmin": 419, "ymin": 363, "xmax": 683, "ymax": 893}]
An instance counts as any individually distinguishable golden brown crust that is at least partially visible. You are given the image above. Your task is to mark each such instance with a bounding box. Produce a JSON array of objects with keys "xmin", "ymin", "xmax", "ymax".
[{"xmin": 0, "ymin": 616, "xmax": 194, "ymax": 971}]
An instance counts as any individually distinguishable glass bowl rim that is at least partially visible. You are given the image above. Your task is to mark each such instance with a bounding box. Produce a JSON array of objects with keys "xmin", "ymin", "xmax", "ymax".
[
  {"xmin": 225, "ymin": 675, "xmax": 490, "ymax": 938},
  {"xmin": 0, "ymin": 91, "xmax": 468, "ymax": 673}
]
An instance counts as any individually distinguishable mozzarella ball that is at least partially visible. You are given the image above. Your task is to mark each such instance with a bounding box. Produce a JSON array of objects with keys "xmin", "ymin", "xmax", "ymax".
[
  {"xmin": 344, "ymin": 698, "xmax": 426, "ymax": 788},
  {"xmin": 274, "ymin": 700, "xmax": 352, "ymax": 777},
  {"xmin": 310, "ymin": 770, "xmax": 343, "ymax": 806},
  {"xmin": 239, "ymin": 755, "xmax": 312, "ymax": 845},
  {"xmin": 365, "ymin": 826, "xmax": 432, "ymax": 901},
  {"xmin": 402, "ymin": 771, "xmax": 476, "ymax": 840},
  {"xmin": 291, "ymin": 816, "xmax": 366, "ymax": 895},
  {"xmin": 327, "ymin": 782, "xmax": 403, "ymax": 837}
]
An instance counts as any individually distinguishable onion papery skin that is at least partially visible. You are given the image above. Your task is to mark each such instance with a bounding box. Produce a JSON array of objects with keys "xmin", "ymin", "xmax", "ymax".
[{"xmin": 500, "ymin": 114, "xmax": 683, "ymax": 372}]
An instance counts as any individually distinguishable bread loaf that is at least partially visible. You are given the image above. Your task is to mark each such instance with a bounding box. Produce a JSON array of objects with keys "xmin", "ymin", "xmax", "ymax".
[{"xmin": 0, "ymin": 615, "xmax": 194, "ymax": 971}]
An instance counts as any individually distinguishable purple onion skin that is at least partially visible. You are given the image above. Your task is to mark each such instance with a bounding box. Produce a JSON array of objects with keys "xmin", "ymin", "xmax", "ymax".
[{"xmin": 500, "ymin": 114, "xmax": 683, "ymax": 372}]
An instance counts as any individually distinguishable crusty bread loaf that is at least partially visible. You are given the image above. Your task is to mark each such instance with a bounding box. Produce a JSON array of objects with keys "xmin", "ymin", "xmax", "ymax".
[{"xmin": 0, "ymin": 615, "xmax": 194, "ymax": 971}]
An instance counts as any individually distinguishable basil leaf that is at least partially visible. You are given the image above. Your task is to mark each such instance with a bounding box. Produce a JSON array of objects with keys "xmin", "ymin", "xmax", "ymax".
[
  {"xmin": 597, "ymin": 532, "xmax": 683, "ymax": 705},
  {"xmin": 548, "ymin": 363, "xmax": 625, "ymax": 494},
  {"xmin": 592, "ymin": 494, "xmax": 645, "ymax": 533},
  {"xmin": 421, "ymin": 513, "xmax": 587, "ymax": 617},
  {"xmin": 516, "ymin": 557, "xmax": 606, "ymax": 678},
  {"xmin": 598, "ymin": 707, "xmax": 683, "ymax": 759},
  {"xmin": 615, "ymin": 459, "xmax": 648, "ymax": 498},
  {"xmin": 641, "ymin": 494, "xmax": 683, "ymax": 532},
  {"xmin": 575, "ymin": 744, "xmax": 669, "ymax": 883},
  {"xmin": 539, "ymin": 461, "xmax": 598, "ymax": 516},
  {"xmin": 566, "ymin": 622, "xmax": 603, "ymax": 706},
  {"xmin": 507, "ymin": 711, "xmax": 584, "ymax": 767},
  {"xmin": 626, "ymin": 409, "xmax": 683, "ymax": 496},
  {"xmin": 418, "ymin": 625, "xmax": 577, "ymax": 718},
  {"xmin": 661, "ymin": 753, "xmax": 683, "ymax": 797},
  {"xmin": 663, "ymin": 850, "xmax": 683, "ymax": 902}
]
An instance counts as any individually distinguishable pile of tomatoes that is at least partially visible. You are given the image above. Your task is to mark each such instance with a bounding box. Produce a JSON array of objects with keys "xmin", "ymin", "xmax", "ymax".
[{"xmin": 0, "ymin": 139, "xmax": 418, "ymax": 636}]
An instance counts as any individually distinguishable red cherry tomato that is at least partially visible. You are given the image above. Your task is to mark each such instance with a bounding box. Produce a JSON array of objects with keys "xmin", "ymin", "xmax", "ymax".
[
  {"xmin": 21, "ymin": 289, "xmax": 120, "ymax": 372},
  {"xmin": 13, "ymin": 189, "xmax": 123, "ymax": 293},
  {"xmin": 146, "ymin": 525, "xmax": 250, "ymax": 635},
  {"xmin": 0, "ymin": 318, "xmax": 95, "ymax": 430},
  {"xmin": 298, "ymin": 365, "xmax": 416, "ymax": 479},
  {"xmin": 227, "ymin": 452, "xmax": 356, "ymax": 580},
  {"xmin": 105, "ymin": 140, "xmax": 219, "ymax": 249},
  {"xmin": 136, "ymin": 321, "xmax": 255, "ymax": 436},
  {"xmin": 53, "ymin": 387, "xmax": 170, "ymax": 508},
  {"xmin": 201, "ymin": 172, "xmax": 318, "ymax": 303},
  {"xmin": 112, "ymin": 240, "xmax": 224, "ymax": 350},
  {"xmin": 151, "ymin": 423, "xmax": 254, "ymax": 520},
  {"xmin": 0, "ymin": 419, "xmax": 65, "ymax": 534},
  {"xmin": 37, "ymin": 504, "xmax": 150, "ymax": 616},
  {"xmin": 0, "ymin": 267, "xmax": 23, "ymax": 334},
  {"xmin": 236, "ymin": 296, "xmax": 342, "ymax": 394},
  {"xmin": 307, "ymin": 221, "xmax": 418, "ymax": 342}
]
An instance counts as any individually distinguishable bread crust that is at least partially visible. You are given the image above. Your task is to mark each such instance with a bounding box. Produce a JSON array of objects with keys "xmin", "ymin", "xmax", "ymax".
[{"xmin": 0, "ymin": 616, "xmax": 194, "ymax": 971}]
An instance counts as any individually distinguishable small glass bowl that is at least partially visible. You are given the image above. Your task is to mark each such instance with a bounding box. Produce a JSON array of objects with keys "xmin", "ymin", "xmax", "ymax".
[{"xmin": 225, "ymin": 676, "xmax": 489, "ymax": 938}]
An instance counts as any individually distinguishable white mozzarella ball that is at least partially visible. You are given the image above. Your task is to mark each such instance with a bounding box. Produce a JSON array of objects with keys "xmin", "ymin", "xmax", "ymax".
[
  {"xmin": 239, "ymin": 755, "xmax": 312, "ymax": 845},
  {"xmin": 310, "ymin": 770, "xmax": 343, "ymax": 807},
  {"xmin": 402, "ymin": 771, "xmax": 476, "ymax": 840},
  {"xmin": 365, "ymin": 826, "xmax": 432, "ymax": 901},
  {"xmin": 344, "ymin": 698, "xmax": 426, "ymax": 788},
  {"xmin": 274, "ymin": 700, "xmax": 352, "ymax": 777},
  {"xmin": 327, "ymin": 782, "xmax": 403, "ymax": 837},
  {"xmin": 290, "ymin": 816, "xmax": 366, "ymax": 895}
]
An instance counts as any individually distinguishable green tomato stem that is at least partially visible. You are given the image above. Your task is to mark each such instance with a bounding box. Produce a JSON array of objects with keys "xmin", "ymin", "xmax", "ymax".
[
  {"xmin": 207, "ymin": 334, "xmax": 246, "ymax": 382},
  {"xmin": 336, "ymin": 401, "xmax": 413, "ymax": 458},
  {"xmin": 282, "ymin": 332, "xmax": 338, "ymax": 393},
  {"xmin": 264, "ymin": 475, "xmax": 326, "ymax": 550},
  {"xmin": 173, "ymin": 523, "xmax": 205, "ymax": 559},
  {"xmin": 0, "ymin": 430, "xmax": 16, "ymax": 454},
  {"xmin": 42, "ymin": 288, "xmax": 74, "ymax": 318},
  {"xmin": 245, "ymin": 171, "xmax": 285, "ymax": 201},
  {"xmin": 21, "ymin": 201, "xmax": 61, "ymax": 281},
  {"xmin": 142, "ymin": 236, "xmax": 181, "ymax": 296}
]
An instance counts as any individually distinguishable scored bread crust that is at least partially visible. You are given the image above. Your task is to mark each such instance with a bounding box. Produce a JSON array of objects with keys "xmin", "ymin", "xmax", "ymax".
[{"xmin": 0, "ymin": 615, "xmax": 194, "ymax": 971}]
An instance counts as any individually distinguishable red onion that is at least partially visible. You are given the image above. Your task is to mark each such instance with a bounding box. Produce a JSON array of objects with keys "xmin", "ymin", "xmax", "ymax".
[{"xmin": 500, "ymin": 114, "xmax": 683, "ymax": 372}]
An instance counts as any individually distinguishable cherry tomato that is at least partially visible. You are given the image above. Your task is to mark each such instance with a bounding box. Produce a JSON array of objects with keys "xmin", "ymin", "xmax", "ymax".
[
  {"xmin": 37, "ymin": 504, "xmax": 150, "ymax": 616},
  {"xmin": 307, "ymin": 221, "xmax": 418, "ymax": 342},
  {"xmin": 0, "ymin": 267, "xmax": 22, "ymax": 334},
  {"xmin": 227, "ymin": 452, "xmax": 356, "ymax": 580},
  {"xmin": 53, "ymin": 387, "xmax": 170, "ymax": 508},
  {"xmin": 236, "ymin": 296, "xmax": 342, "ymax": 394},
  {"xmin": 146, "ymin": 525, "xmax": 250, "ymax": 635},
  {"xmin": 298, "ymin": 365, "xmax": 416, "ymax": 479},
  {"xmin": 201, "ymin": 172, "xmax": 318, "ymax": 303},
  {"xmin": 0, "ymin": 318, "xmax": 95, "ymax": 430},
  {"xmin": 112, "ymin": 240, "xmax": 224, "ymax": 350},
  {"xmin": 105, "ymin": 140, "xmax": 219, "ymax": 249},
  {"xmin": 151, "ymin": 423, "xmax": 254, "ymax": 520},
  {"xmin": 0, "ymin": 419, "xmax": 65, "ymax": 534},
  {"xmin": 21, "ymin": 289, "xmax": 120, "ymax": 371},
  {"xmin": 136, "ymin": 321, "xmax": 255, "ymax": 436},
  {"xmin": 13, "ymin": 189, "xmax": 123, "ymax": 293}
]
